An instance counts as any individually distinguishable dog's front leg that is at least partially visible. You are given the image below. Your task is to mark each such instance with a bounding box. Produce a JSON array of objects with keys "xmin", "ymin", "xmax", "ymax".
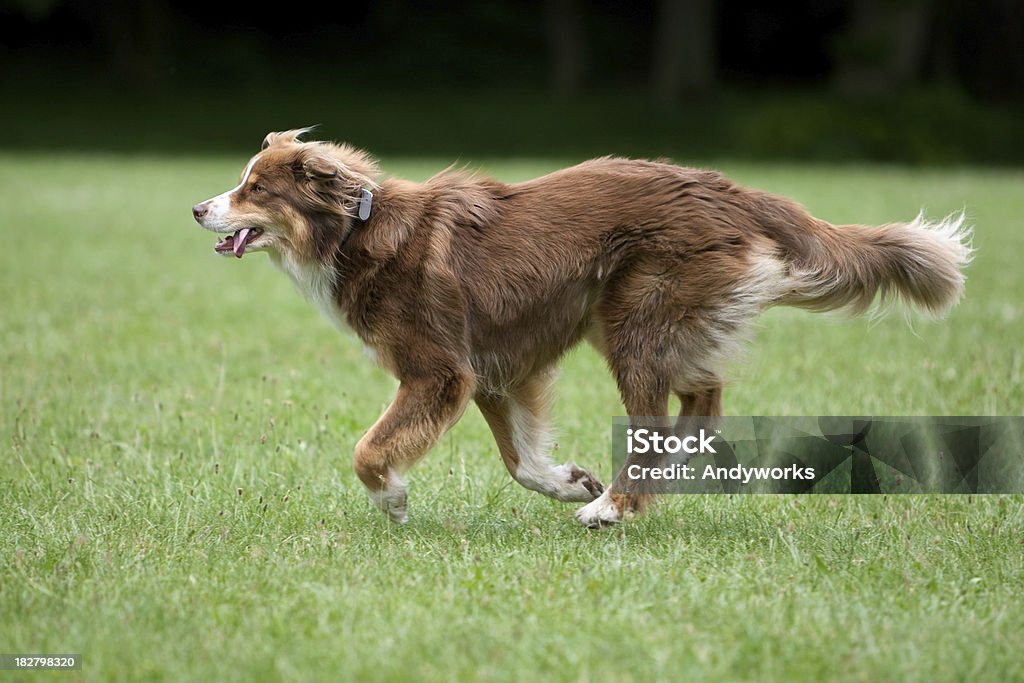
[{"xmin": 353, "ymin": 371, "xmax": 474, "ymax": 522}]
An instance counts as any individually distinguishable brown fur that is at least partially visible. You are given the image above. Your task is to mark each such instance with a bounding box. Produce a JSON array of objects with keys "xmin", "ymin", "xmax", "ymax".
[{"xmin": 193, "ymin": 129, "xmax": 972, "ymax": 525}]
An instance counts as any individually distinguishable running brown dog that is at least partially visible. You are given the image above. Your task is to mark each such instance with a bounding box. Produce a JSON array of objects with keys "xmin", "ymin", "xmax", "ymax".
[{"xmin": 192, "ymin": 129, "xmax": 972, "ymax": 526}]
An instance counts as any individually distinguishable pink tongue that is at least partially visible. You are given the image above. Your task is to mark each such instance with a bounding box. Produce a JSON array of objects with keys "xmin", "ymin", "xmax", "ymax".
[{"xmin": 233, "ymin": 228, "xmax": 252, "ymax": 258}]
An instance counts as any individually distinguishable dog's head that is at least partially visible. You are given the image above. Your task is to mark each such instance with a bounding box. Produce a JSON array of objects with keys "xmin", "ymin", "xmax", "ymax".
[{"xmin": 192, "ymin": 128, "xmax": 378, "ymax": 260}]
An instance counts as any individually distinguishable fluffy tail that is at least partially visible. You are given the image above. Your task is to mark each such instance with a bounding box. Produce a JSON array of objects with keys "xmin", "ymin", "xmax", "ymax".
[{"xmin": 761, "ymin": 198, "xmax": 974, "ymax": 317}]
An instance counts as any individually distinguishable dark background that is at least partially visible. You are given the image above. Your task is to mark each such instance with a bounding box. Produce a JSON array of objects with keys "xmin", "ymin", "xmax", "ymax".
[{"xmin": 2, "ymin": 0, "xmax": 1022, "ymax": 162}]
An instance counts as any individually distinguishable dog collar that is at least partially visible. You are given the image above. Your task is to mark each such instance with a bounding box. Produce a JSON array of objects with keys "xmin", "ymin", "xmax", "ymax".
[
  {"xmin": 357, "ymin": 188, "xmax": 373, "ymax": 221},
  {"xmin": 340, "ymin": 188, "xmax": 373, "ymax": 253}
]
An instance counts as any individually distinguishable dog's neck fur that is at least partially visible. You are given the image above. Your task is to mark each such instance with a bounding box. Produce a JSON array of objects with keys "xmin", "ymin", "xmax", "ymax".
[
  {"xmin": 268, "ymin": 177, "xmax": 427, "ymax": 337},
  {"xmin": 268, "ymin": 248, "xmax": 346, "ymax": 331}
]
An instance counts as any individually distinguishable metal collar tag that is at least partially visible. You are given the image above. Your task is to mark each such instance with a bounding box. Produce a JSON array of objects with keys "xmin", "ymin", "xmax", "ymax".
[{"xmin": 357, "ymin": 188, "xmax": 373, "ymax": 221}]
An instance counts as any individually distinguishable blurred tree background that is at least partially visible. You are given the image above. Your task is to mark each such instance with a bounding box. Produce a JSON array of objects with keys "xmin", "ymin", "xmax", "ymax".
[{"xmin": 1, "ymin": 0, "xmax": 1021, "ymax": 162}]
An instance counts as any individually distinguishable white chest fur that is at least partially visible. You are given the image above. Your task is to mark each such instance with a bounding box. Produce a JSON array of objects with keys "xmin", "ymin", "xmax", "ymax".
[
  {"xmin": 269, "ymin": 251, "xmax": 347, "ymax": 331},
  {"xmin": 268, "ymin": 251, "xmax": 391, "ymax": 370}
]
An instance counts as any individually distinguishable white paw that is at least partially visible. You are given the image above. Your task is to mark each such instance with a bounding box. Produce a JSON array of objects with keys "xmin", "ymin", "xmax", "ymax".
[
  {"xmin": 575, "ymin": 490, "xmax": 622, "ymax": 527},
  {"xmin": 368, "ymin": 484, "xmax": 408, "ymax": 523},
  {"xmin": 517, "ymin": 463, "xmax": 604, "ymax": 502},
  {"xmin": 555, "ymin": 463, "xmax": 605, "ymax": 502}
]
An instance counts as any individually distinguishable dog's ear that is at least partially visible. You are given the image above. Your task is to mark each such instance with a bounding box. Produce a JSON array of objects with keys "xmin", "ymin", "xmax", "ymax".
[{"xmin": 302, "ymin": 154, "xmax": 341, "ymax": 181}]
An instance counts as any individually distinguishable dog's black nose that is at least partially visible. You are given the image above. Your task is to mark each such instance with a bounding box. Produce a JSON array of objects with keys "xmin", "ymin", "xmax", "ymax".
[{"xmin": 192, "ymin": 203, "xmax": 208, "ymax": 222}]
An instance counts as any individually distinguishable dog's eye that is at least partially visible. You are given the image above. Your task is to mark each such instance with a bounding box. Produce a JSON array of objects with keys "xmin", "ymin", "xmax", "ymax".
[{"xmin": 252, "ymin": 183, "xmax": 266, "ymax": 194}]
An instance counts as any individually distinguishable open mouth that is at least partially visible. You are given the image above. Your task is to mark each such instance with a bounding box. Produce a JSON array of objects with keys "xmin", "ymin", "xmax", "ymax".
[{"xmin": 214, "ymin": 228, "xmax": 264, "ymax": 258}]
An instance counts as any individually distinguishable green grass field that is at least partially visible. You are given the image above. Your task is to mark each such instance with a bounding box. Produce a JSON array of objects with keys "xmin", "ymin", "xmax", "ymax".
[{"xmin": 2, "ymin": 153, "xmax": 1023, "ymax": 681}]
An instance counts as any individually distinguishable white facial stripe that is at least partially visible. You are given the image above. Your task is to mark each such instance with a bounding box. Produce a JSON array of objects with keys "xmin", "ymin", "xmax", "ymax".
[
  {"xmin": 233, "ymin": 155, "xmax": 259, "ymax": 193},
  {"xmin": 204, "ymin": 154, "xmax": 261, "ymax": 227}
]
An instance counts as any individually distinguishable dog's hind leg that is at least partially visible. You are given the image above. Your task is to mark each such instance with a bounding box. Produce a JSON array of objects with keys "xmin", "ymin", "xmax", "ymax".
[
  {"xmin": 575, "ymin": 373, "xmax": 671, "ymax": 527},
  {"xmin": 676, "ymin": 386, "xmax": 724, "ymax": 440},
  {"xmin": 354, "ymin": 369, "xmax": 474, "ymax": 522},
  {"xmin": 476, "ymin": 372, "xmax": 604, "ymax": 503},
  {"xmin": 678, "ymin": 386, "xmax": 724, "ymax": 421},
  {"xmin": 576, "ymin": 385, "xmax": 725, "ymax": 528},
  {"xmin": 576, "ymin": 275, "xmax": 677, "ymax": 527}
]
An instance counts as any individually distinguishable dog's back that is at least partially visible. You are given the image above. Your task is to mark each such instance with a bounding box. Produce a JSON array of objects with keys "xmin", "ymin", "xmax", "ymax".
[{"xmin": 424, "ymin": 158, "xmax": 970, "ymax": 395}]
